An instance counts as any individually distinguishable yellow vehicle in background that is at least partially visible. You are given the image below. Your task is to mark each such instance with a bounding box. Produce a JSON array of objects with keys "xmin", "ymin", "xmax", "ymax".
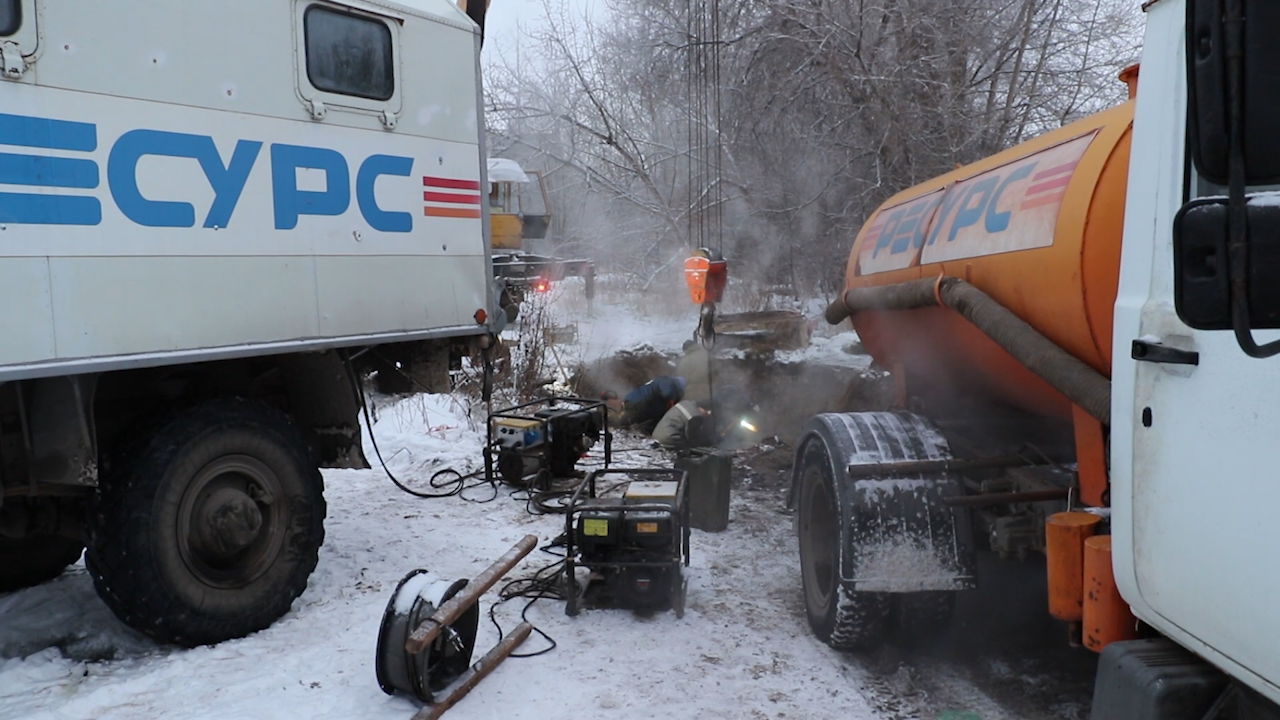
[{"xmin": 488, "ymin": 158, "xmax": 594, "ymax": 319}]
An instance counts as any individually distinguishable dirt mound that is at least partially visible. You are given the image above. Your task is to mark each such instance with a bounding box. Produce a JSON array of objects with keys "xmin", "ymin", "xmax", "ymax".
[{"xmin": 574, "ymin": 349, "xmax": 894, "ymax": 443}]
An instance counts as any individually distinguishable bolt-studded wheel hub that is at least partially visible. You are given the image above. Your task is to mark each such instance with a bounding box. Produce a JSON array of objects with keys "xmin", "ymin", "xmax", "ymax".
[{"xmin": 177, "ymin": 454, "xmax": 285, "ymax": 589}]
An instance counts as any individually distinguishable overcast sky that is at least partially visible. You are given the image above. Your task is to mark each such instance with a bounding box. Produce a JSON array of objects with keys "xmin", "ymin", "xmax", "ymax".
[{"xmin": 483, "ymin": 0, "xmax": 601, "ymax": 50}]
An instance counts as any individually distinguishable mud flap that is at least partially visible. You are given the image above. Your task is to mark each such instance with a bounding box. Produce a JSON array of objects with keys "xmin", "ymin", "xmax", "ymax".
[
  {"xmin": 792, "ymin": 411, "xmax": 977, "ymax": 593},
  {"xmin": 841, "ymin": 475, "xmax": 976, "ymax": 592}
]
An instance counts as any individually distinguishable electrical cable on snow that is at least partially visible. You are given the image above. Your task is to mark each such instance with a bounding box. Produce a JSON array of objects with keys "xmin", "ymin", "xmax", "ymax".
[
  {"xmin": 341, "ymin": 351, "xmax": 498, "ymax": 503},
  {"xmin": 487, "ymin": 553, "xmax": 567, "ymax": 659},
  {"xmin": 344, "ymin": 349, "xmax": 566, "ymax": 658}
]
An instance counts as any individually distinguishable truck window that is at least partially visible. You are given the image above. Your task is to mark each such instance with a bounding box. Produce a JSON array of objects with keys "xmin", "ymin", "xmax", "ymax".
[
  {"xmin": 0, "ymin": 0, "xmax": 19, "ymax": 36},
  {"xmin": 304, "ymin": 5, "xmax": 394, "ymax": 101}
]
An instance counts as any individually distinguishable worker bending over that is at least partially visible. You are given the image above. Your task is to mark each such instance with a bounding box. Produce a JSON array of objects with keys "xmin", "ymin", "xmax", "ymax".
[
  {"xmin": 652, "ymin": 398, "xmax": 716, "ymax": 450},
  {"xmin": 603, "ymin": 376, "xmax": 686, "ymax": 433}
]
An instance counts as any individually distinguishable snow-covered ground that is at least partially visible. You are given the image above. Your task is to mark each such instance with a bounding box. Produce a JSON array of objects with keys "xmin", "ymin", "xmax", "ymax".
[
  {"xmin": 0, "ymin": 394, "xmax": 883, "ymax": 720},
  {"xmin": 1, "ymin": 291, "xmax": 1094, "ymax": 720}
]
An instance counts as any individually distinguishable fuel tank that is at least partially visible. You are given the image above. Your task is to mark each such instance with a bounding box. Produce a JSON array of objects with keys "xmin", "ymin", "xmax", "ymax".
[{"xmin": 844, "ymin": 101, "xmax": 1134, "ymax": 420}]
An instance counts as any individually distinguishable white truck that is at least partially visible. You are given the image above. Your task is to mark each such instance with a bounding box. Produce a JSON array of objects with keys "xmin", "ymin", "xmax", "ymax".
[{"xmin": 0, "ymin": 0, "xmax": 499, "ymax": 646}]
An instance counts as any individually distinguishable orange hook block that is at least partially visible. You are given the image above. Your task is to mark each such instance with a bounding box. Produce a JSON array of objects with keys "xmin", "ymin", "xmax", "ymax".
[
  {"xmin": 1045, "ymin": 511, "xmax": 1101, "ymax": 622},
  {"xmin": 683, "ymin": 251, "xmax": 727, "ymax": 305},
  {"xmin": 1082, "ymin": 535, "xmax": 1138, "ymax": 653}
]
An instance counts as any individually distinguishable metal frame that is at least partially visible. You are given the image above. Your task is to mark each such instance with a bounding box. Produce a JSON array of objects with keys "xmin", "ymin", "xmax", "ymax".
[
  {"xmin": 492, "ymin": 253, "xmax": 595, "ymax": 294},
  {"xmin": 562, "ymin": 468, "xmax": 691, "ymax": 617},
  {"xmin": 0, "ymin": 323, "xmax": 486, "ymax": 384}
]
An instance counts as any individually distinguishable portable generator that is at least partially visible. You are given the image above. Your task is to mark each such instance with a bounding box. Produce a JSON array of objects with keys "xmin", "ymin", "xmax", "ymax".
[
  {"xmin": 563, "ymin": 469, "xmax": 689, "ymax": 617},
  {"xmin": 486, "ymin": 397, "xmax": 610, "ymax": 487}
]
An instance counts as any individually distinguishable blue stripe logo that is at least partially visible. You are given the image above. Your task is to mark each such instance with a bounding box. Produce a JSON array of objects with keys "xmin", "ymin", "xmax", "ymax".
[
  {"xmin": 0, "ymin": 113, "xmax": 102, "ymax": 225},
  {"xmin": 0, "ymin": 112, "xmax": 421, "ymax": 232}
]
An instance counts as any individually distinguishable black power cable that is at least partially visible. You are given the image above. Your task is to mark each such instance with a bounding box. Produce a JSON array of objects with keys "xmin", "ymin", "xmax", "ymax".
[
  {"xmin": 488, "ymin": 552, "xmax": 569, "ymax": 659},
  {"xmin": 341, "ymin": 350, "xmax": 498, "ymax": 503},
  {"xmin": 342, "ymin": 349, "xmax": 573, "ymax": 659}
]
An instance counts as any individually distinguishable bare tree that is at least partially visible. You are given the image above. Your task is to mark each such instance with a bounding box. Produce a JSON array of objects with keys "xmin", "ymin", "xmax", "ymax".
[{"xmin": 484, "ymin": 0, "xmax": 1142, "ymax": 300}]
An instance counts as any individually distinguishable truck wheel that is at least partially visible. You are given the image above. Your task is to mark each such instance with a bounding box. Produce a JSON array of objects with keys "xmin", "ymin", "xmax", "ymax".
[
  {"xmin": 797, "ymin": 440, "xmax": 888, "ymax": 650},
  {"xmin": 86, "ymin": 399, "xmax": 326, "ymax": 646},
  {"xmin": 0, "ymin": 535, "xmax": 84, "ymax": 592}
]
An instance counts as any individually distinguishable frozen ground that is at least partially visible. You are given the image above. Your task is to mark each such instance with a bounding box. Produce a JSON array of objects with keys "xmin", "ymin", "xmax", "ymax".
[
  {"xmin": 0, "ymin": 394, "xmax": 876, "ymax": 720},
  {"xmin": 0, "ymin": 392, "xmax": 1096, "ymax": 720},
  {"xmin": 0, "ymin": 293, "xmax": 1097, "ymax": 720}
]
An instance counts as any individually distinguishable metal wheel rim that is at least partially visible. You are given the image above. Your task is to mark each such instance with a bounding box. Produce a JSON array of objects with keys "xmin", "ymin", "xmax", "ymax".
[
  {"xmin": 800, "ymin": 463, "xmax": 837, "ymax": 618},
  {"xmin": 176, "ymin": 454, "xmax": 287, "ymax": 589}
]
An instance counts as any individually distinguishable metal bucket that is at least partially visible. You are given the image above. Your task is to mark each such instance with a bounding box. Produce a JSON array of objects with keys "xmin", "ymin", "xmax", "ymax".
[{"xmin": 676, "ymin": 450, "xmax": 731, "ymax": 532}]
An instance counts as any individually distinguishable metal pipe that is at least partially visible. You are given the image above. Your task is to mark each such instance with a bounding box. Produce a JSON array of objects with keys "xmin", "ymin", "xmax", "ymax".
[
  {"xmin": 845, "ymin": 454, "xmax": 1049, "ymax": 479},
  {"xmin": 405, "ymin": 535, "xmax": 537, "ymax": 654},
  {"xmin": 943, "ymin": 489, "xmax": 1069, "ymax": 507},
  {"xmin": 825, "ymin": 276, "xmax": 1112, "ymax": 425},
  {"xmin": 411, "ymin": 622, "xmax": 532, "ymax": 720}
]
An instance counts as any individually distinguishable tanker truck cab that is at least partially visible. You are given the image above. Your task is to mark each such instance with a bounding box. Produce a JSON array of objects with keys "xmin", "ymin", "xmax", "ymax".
[
  {"xmin": 1109, "ymin": 0, "xmax": 1280, "ymax": 713},
  {"xmin": 0, "ymin": 0, "xmax": 499, "ymax": 647}
]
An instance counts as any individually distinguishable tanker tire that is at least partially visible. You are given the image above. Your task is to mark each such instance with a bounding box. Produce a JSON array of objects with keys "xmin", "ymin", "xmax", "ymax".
[
  {"xmin": 0, "ymin": 535, "xmax": 84, "ymax": 593},
  {"xmin": 891, "ymin": 591, "xmax": 957, "ymax": 646},
  {"xmin": 86, "ymin": 399, "xmax": 326, "ymax": 647},
  {"xmin": 798, "ymin": 440, "xmax": 888, "ymax": 651}
]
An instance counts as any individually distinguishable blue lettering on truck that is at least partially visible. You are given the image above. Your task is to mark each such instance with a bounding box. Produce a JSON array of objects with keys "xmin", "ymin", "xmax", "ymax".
[
  {"xmin": 0, "ymin": 112, "xmax": 422, "ymax": 232},
  {"xmin": 0, "ymin": 113, "xmax": 102, "ymax": 225}
]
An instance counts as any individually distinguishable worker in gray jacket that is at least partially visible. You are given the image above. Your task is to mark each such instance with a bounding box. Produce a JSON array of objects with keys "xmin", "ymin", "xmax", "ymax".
[
  {"xmin": 675, "ymin": 340, "xmax": 712, "ymax": 403},
  {"xmin": 652, "ymin": 397, "xmax": 716, "ymax": 450}
]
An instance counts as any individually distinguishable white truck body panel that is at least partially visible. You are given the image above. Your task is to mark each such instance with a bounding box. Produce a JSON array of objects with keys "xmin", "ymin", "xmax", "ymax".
[
  {"xmin": 0, "ymin": 0, "xmax": 492, "ymax": 380},
  {"xmin": 1113, "ymin": 0, "xmax": 1280, "ymax": 704}
]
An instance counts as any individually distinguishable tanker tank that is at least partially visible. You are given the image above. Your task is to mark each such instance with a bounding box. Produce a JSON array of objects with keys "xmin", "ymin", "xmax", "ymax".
[
  {"xmin": 840, "ymin": 103, "xmax": 1132, "ymax": 417},
  {"xmin": 828, "ymin": 98, "xmax": 1135, "ymax": 507}
]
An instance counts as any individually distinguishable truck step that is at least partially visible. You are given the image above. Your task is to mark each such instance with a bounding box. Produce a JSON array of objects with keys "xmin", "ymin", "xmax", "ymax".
[{"xmin": 1090, "ymin": 638, "xmax": 1227, "ymax": 720}]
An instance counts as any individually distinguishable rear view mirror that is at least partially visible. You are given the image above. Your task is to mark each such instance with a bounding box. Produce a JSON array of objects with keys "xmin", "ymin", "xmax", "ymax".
[
  {"xmin": 1187, "ymin": 0, "xmax": 1280, "ymax": 185},
  {"xmin": 1174, "ymin": 197, "xmax": 1280, "ymax": 330}
]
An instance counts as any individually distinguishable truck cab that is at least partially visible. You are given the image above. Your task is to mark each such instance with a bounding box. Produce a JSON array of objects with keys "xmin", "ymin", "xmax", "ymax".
[
  {"xmin": 487, "ymin": 157, "xmax": 593, "ymax": 312},
  {"xmin": 487, "ymin": 157, "xmax": 551, "ymax": 250},
  {"xmin": 1107, "ymin": 0, "xmax": 1280, "ymax": 714}
]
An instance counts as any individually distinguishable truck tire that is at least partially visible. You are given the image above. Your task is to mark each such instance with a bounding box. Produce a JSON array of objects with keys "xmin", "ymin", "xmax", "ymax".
[
  {"xmin": 86, "ymin": 399, "xmax": 326, "ymax": 646},
  {"xmin": 0, "ymin": 535, "xmax": 84, "ymax": 592},
  {"xmin": 797, "ymin": 440, "xmax": 889, "ymax": 650}
]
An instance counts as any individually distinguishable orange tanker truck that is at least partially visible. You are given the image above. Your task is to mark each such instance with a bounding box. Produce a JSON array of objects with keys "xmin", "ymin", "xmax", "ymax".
[{"xmin": 790, "ymin": 1, "xmax": 1280, "ymax": 717}]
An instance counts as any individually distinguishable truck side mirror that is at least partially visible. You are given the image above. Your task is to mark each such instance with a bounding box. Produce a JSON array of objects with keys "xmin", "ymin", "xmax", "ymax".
[
  {"xmin": 1186, "ymin": 0, "xmax": 1280, "ymax": 185},
  {"xmin": 1182, "ymin": 1, "xmax": 1280, "ymax": 356},
  {"xmin": 1174, "ymin": 197, "xmax": 1280, "ymax": 330}
]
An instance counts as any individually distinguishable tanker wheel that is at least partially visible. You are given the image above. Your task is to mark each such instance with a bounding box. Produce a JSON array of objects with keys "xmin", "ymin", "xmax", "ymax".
[
  {"xmin": 891, "ymin": 591, "xmax": 957, "ymax": 646},
  {"xmin": 797, "ymin": 440, "xmax": 888, "ymax": 650},
  {"xmin": 86, "ymin": 399, "xmax": 326, "ymax": 647},
  {"xmin": 0, "ymin": 535, "xmax": 84, "ymax": 593}
]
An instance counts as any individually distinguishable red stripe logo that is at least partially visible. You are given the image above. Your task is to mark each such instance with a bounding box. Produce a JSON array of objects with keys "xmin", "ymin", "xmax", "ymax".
[
  {"xmin": 423, "ymin": 176, "xmax": 482, "ymax": 218},
  {"xmin": 1019, "ymin": 159, "xmax": 1079, "ymax": 210}
]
